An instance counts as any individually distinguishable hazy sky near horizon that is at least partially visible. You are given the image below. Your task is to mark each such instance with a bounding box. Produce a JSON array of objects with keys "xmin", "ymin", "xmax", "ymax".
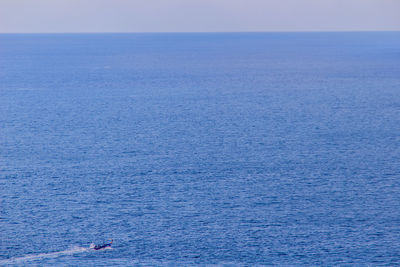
[{"xmin": 1, "ymin": 0, "xmax": 399, "ymax": 33}]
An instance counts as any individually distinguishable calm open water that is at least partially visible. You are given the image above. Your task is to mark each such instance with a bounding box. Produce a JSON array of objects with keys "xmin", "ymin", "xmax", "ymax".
[{"xmin": 1, "ymin": 32, "xmax": 399, "ymax": 266}]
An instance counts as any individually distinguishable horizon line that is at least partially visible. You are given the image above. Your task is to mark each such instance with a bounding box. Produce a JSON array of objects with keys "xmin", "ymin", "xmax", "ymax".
[{"xmin": 1, "ymin": 30, "xmax": 399, "ymax": 35}]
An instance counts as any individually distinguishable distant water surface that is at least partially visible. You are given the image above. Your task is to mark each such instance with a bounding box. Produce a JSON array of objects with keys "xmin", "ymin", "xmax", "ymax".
[{"xmin": 1, "ymin": 32, "xmax": 399, "ymax": 265}]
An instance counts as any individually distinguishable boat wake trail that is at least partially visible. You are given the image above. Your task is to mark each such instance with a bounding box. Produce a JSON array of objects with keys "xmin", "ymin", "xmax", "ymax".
[{"xmin": 0, "ymin": 246, "xmax": 90, "ymax": 265}]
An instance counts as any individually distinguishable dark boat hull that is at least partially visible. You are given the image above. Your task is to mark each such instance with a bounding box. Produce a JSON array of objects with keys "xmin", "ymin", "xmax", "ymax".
[{"xmin": 93, "ymin": 243, "xmax": 112, "ymax": 250}]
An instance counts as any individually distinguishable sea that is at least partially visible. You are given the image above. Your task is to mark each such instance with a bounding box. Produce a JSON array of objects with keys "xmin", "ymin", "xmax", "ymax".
[{"xmin": 0, "ymin": 32, "xmax": 399, "ymax": 266}]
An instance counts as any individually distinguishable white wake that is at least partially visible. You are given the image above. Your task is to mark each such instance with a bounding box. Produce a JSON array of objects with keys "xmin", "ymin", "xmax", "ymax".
[{"xmin": 0, "ymin": 245, "xmax": 91, "ymax": 265}]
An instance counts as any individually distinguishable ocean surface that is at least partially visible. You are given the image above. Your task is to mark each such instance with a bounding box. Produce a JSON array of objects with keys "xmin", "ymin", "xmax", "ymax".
[{"xmin": 0, "ymin": 32, "xmax": 399, "ymax": 266}]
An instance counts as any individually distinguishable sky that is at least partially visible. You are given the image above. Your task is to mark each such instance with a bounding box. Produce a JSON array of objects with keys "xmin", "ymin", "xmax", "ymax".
[{"xmin": 0, "ymin": 0, "xmax": 399, "ymax": 33}]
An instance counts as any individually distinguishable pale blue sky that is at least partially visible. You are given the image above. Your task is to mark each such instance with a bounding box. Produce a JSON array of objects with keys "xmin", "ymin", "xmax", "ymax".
[{"xmin": 1, "ymin": 0, "xmax": 399, "ymax": 33}]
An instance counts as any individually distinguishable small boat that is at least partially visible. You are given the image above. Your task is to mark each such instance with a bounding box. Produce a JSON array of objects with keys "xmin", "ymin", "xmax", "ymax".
[{"xmin": 93, "ymin": 239, "xmax": 113, "ymax": 250}]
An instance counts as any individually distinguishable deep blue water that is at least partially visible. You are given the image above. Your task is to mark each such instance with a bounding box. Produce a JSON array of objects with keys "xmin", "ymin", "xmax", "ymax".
[{"xmin": 1, "ymin": 32, "xmax": 399, "ymax": 266}]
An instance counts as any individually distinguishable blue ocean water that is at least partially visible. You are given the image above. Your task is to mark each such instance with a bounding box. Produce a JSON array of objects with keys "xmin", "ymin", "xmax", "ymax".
[{"xmin": 0, "ymin": 32, "xmax": 399, "ymax": 266}]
